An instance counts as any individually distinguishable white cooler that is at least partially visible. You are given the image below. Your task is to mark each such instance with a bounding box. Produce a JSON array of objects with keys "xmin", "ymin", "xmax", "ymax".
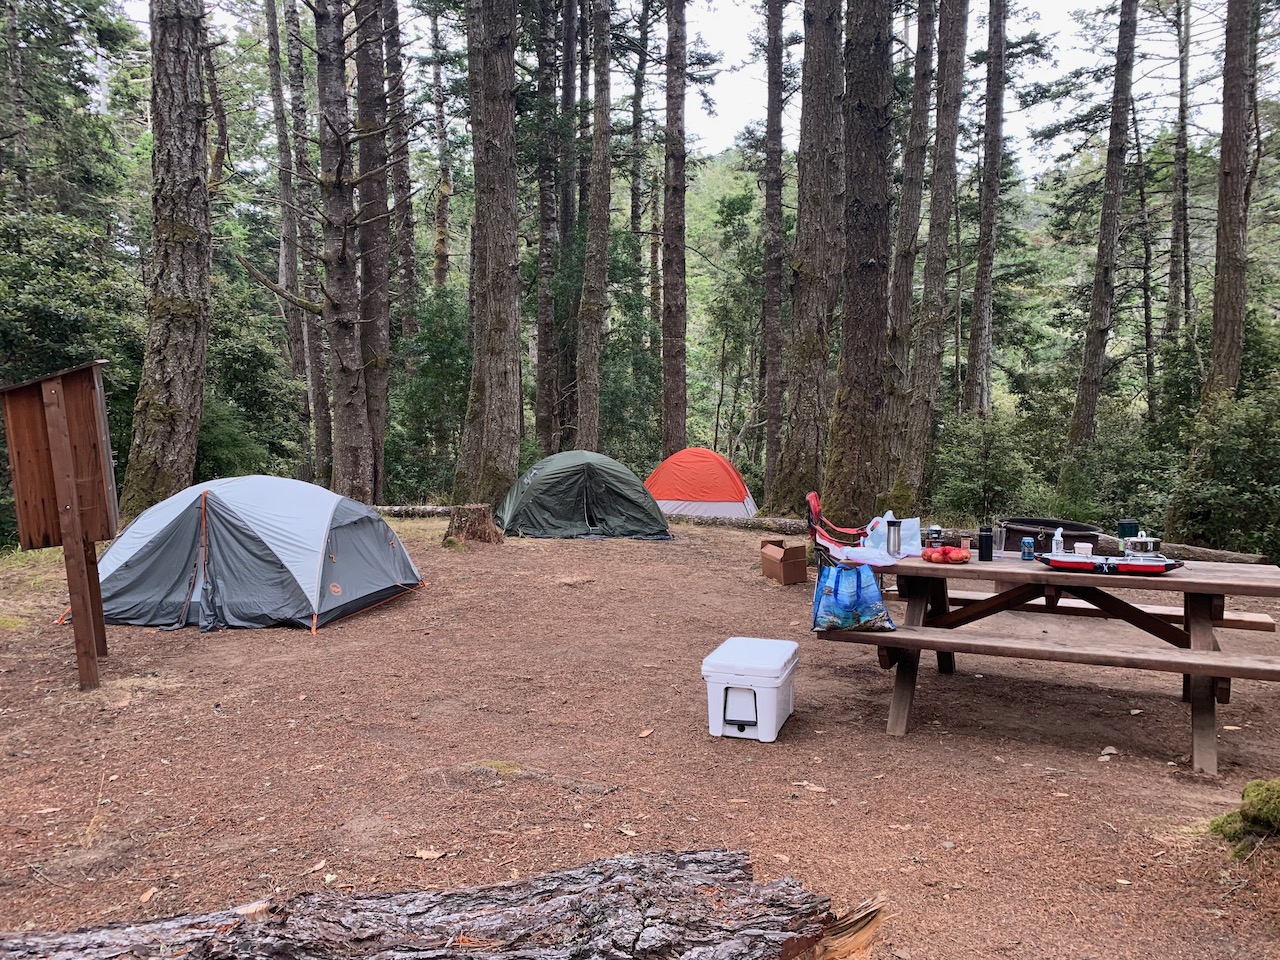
[{"xmin": 701, "ymin": 637, "xmax": 798, "ymax": 742}]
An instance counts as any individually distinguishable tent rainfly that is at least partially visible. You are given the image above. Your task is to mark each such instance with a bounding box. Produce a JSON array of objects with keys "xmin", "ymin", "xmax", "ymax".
[
  {"xmin": 496, "ymin": 451, "xmax": 672, "ymax": 539},
  {"xmin": 95, "ymin": 476, "xmax": 421, "ymax": 632},
  {"xmin": 644, "ymin": 447, "xmax": 758, "ymax": 519}
]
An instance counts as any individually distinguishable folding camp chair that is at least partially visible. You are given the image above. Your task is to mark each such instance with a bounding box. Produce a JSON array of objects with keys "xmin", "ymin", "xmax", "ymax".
[{"xmin": 805, "ymin": 491, "xmax": 868, "ymax": 567}]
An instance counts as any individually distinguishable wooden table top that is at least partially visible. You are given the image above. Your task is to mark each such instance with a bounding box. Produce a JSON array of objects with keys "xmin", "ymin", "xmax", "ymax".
[{"xmin": 881, "ymin": 555, "xmax": 1280, "ymax": 598}]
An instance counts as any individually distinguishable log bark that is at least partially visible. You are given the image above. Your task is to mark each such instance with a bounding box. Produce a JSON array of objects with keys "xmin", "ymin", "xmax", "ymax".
[
  {"xmin": 0, "ymin": 851, "xmax": 883, "ymax": 960},
  {"xmin": 444, "ymin": 503, "xmax": 504, "ymax": 543},
  {"xmin": 661, "ymin": 0, "xmax": 688, "ymax": 458}
]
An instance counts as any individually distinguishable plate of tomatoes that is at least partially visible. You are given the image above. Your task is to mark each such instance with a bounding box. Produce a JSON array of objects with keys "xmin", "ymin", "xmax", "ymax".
[{"xmin": 920, "ymin": 545, "xmax": 971, "ymax": 564}]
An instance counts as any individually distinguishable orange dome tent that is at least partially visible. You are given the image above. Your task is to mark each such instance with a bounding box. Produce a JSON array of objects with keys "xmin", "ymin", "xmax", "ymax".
[{"xmin": 644, "ymin": 447, "xmax": 758, "ymax": 519}]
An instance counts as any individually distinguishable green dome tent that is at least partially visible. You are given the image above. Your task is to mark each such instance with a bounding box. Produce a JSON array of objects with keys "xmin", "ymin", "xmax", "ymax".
[{"xmin": 496, "ymin": 451, "xmax": 672, "ymax": 539}]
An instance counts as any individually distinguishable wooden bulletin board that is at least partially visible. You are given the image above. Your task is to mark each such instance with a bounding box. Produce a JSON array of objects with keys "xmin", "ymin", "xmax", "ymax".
[{"xmin": 1, "ymin": 360, "xmax": 118, "ymax": 689}]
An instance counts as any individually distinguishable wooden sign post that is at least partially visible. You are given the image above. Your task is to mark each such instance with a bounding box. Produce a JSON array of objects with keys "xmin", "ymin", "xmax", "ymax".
[{"xmin": 1, "ymin": 361, "xmax": 119, "ymax": 690}]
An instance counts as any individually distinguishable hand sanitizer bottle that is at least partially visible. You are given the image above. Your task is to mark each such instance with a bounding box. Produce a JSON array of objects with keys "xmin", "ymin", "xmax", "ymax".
[{"xmin": 1051, "ymin": 527, "xmax": 1064, "ymax": 556}]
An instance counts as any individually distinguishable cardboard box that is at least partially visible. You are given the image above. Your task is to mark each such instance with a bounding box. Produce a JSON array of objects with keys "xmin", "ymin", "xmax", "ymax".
[{"xmin": 760, "ymin": 539, "xmax": 808, "ymax": 585}]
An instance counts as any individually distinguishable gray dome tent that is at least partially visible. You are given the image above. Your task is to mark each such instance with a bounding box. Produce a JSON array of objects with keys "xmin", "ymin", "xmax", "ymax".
[
  {"xmin": 97, "ymin": 476, "xmax": 421, "ymax": 631},
  {"xmin": 496, "ymin": 451, "xmax": 671, "ymax": 539}
]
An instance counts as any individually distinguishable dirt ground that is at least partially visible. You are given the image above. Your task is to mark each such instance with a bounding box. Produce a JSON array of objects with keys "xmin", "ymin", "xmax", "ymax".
[{"xmin": 2, "ymin": 518, "xmax": 1279, "ymax": 959}]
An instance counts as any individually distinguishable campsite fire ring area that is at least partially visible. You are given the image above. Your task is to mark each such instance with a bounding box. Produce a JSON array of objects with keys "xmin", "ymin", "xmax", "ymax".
[{"xmin": 2, "ymin": 518, "xmax": 1280, "ymax": 958}]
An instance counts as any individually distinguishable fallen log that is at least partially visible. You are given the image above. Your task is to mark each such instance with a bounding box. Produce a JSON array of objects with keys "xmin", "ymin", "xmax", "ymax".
[
  {"xmin": 667, "ymin": 514, "xmax": 809, "ymax": 536},
  {"xmin": 376, "ymin": 504, "xmax": 455, "ymax": 518},
  {"xmin": 0, "ymin": 850, "xmax": 884, "ymax": 960}
]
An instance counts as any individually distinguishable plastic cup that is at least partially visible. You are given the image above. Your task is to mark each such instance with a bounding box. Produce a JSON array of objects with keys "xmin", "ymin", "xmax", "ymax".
[
  {"xmin": 1074, "ymin": 543, "xmax": 1094, "ymax": 556},
  {"xmin": 992, "ymin": 526, "xmax": 1006, "ymax": 557}
]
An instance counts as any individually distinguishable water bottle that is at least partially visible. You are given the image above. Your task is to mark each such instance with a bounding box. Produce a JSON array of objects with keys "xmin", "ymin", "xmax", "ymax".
[
  {"xmin": 977, "ymin": 525, "xmax": 993, "ymax": 561},
  {"xmin": 1051, "ymin": 527, "xmax": 1064, "ymax": 556},
  {"xmin": 886, "ymin": 519, "xmax": 902, "ymax": 557}
]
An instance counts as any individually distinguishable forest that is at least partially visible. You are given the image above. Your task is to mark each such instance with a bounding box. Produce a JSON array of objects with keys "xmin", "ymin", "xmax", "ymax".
[{"xmin": 0, "ymin": 0, "xmax": 1278, "ymax": 556}]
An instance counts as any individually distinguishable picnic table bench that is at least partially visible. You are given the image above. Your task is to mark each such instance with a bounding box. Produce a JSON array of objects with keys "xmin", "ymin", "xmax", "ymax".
[{"xmin": 819, "ymin": 556, "xmax": 1280, "ymax": 774}]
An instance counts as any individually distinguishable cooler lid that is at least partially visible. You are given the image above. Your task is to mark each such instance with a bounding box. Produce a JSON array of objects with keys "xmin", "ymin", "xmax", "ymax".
[{"xmin": 702, "ymin": 637, "xmax": 799, "ymax": 678}]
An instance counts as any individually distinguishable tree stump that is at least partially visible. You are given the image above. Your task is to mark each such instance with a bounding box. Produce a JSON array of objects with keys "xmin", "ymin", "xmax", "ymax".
[
  {"xmin": 0, "ymin": 850, "xmax": 885, "ymax": 959},
  {"xmin": 444, "ymin": 503, "xmax": 504, "ymax": 544}
]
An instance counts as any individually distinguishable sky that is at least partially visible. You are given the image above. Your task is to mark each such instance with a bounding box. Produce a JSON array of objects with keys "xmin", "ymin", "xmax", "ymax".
[
  {"xmin": 679, "ymin": 0, "xmax": 1228, "ymax": 173},
  {"xmin": 681, "ymin": 0, "xmax": 1090, "ymax": 155}
]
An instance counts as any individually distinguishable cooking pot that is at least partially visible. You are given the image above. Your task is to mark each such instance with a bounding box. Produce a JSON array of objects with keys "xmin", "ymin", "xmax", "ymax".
[{"xmin": 1124, "ymin": 530, "xmax": 1163, "ymax": 554}]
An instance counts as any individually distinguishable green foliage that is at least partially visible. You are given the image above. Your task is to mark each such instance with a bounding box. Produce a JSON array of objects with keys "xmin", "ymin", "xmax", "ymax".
[
  {"xmin": 1167, "ymin": 375, "xmax": 1280, "ymax": 561},
  {"xmin": 599, "ymin": 230, "xmax": 663, "ymax": 470},
  {"xmin": 930, "ymin": 409, "xmax": 1034, "ymax": 521},
  {"xmin": 0, "ymin": 207, "xmax": 142, "ymax": 544},
  {"xmin": 194, "ymin": 397, "xmax": 271, "ymax": 481},
  {"xmin": 383, "ymin": 290, "xmax": 473, "ymax": 503},
  {"xmin": 0, "ymin": 0, "xmax": 138, "ymax": 217}
]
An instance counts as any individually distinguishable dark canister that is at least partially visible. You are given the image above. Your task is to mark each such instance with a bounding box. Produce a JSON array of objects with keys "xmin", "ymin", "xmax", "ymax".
[
  {"xmin": 927, "ymin": 524, "xmax": 943, "ymax": 549},
  {"xmin": 1117, "ymin": 518, "xmax": 1140, "ymax": 540},
  {"xmin": 977, "ymin": 525, "xmax": 993, "ymax": 561}
]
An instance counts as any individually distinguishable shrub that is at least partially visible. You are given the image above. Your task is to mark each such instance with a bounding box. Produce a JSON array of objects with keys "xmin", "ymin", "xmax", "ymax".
[
  {"xmin": 930, "ymin": 410, "xmax": 1034, "ymax": 521},
  {"xmin": 1166, "ymin": 376, "xmax": 1280, "ymax": 560}
]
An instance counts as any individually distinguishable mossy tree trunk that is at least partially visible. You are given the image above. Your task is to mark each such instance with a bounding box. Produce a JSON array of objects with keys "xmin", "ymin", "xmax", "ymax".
[
  {"xmin": 1063, "ymin": 0, "xmax": 1137, "ymax": 459},
  {"xmin": 899, "ymin": 0, "xmax": 968, "ymax": 496},
  {"xmin": 453, "ymin": 0, "xmax": 521, "ymax": 508},
  {"xmin": 355, "ymin": 0, "xmax": 391, "ymax": 504},
  {"xmin": 119, "ymin": 0, "xmax": 211, "ymax": 518},
  {"xmin": 285, "ymin": 0, "xmax": 332, "ymax": 488},
  {"xmin": 574, "ymin": 0, "xmax": 611, "ymax": 452},
  {"xmin": 315, "ymin": 0, "xmax": 372, "ymax": 502},
  {"xmin": 766, "ymin": 0, "xmax": 842, "ymax": 518},
  {"xmin": 820, "ymin": 0, "xmax": 893, "ymax": 526},
  {"xmin": 661, "ymin": 0, "xmax": 688, "ymax": 458}
]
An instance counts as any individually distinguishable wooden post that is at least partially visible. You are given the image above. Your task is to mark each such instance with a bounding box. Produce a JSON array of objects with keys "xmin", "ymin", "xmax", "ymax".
[
  {"xmin": 1, "ymin": 361, "xmax": 118, "ymax": 691},
  {"xmin": 42, "ymin": 376, "xmax": 108, "ymax": 689}
]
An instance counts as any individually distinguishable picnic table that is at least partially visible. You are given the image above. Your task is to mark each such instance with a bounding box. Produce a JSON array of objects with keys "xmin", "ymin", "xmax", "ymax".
[{"xmin": 818, "ymin": 555, "xmax": 1280, "ymax": 774}]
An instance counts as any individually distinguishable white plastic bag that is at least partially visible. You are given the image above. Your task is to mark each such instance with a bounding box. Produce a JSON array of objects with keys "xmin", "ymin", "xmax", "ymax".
[{"xmin": 863, "ymin": 510, "xmax": 923, "ymax": 557}]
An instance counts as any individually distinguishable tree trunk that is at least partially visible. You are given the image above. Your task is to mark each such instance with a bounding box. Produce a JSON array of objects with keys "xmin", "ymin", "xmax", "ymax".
[
  {"xmin": 0, "ymin": 851, "xmax": 884, "ymax": 960},
  {"xmin": 383, "ymin": 0, "xmax": 419, "ymax": 337},
  {"xmin": 200, "ymin": 21, "xmax": 228, "ymax": 187},
  {"xmin": 629, "ymin": 0, "xmax": 652, "ymax": 239},
  {"xmin": 356, "ymin": 0, "xmax": 392, "ymax": 504},
  {"xmin": 1063, "ymin": 0, "xmax": 1137, "ymax": 457},
  {"xmin": 119, "ymin": 0, "xmax": 211, "ymax": 518},
  {"xmin": 766, "ymin": 0, "xmax": 842, "ymax": 518},
  {"xmin": 961, "ymin": 0, "xmax": 1002, "ymax": 415},
  {"xmin": 431, "ymin": 10, "xmax": 452, "ymax": 289},
  {"xmin": 1163, "ymin": 0, "xmax": 1191, "ymax": 343},
  {"xmin": 1131, "ymin": 103, "xmax": 1156, "ymax": 420},
  {"xmin": 285, "ymin": 0, "xmax": 332, "ymax": 488},
  {"xmin": 899, "ymin": 0, "xmax": 968, "ymax": 497},
  {"xmin": 263, "ymin": 0, "xmax": 314, "ymax": 483},
  {"xmin": 661, "ymin": 0, "xmax": 688, "ymax": 458},
  {"xmin": 820, "ymin": 0, "xmax": 893, "ymax": 525},
  {"xmin": 577, "ymin": 5, "xmax": 591, "ymax": 217},
  {"xmin": 443, "ymin": 503, "xmax": 503, "ymax": 543},
  {"xmin": 574, "ymin": 0, "xmax": 611, "ymax": 452},
  {"xmin": 559, "ymin": 0, "xmax": 578, "ymax": 242},
  {"xmin": 1204, "ymin": 0, "xmax": 1254, "ymax": 399},
  {"xmin": 4, "ymin": 0, "xmax": 28, "ymax": 194},
  {"xmin": 887, "ymin": 0, "xmax": 934, "ymax": 391},
  {"xmin": 315, "ymin": 0, "xmax": 372, "ymax": 502},
  {"xmin": 533, "ymin": 0, "xmax": 560, "ymax": 456},
  {"xmin": 453, "ymin": 0, "xmax": 521, "ymax": 507},
  {"xmin": 761, "ymin": 0, "xmax": 785, "ymax": 499}
]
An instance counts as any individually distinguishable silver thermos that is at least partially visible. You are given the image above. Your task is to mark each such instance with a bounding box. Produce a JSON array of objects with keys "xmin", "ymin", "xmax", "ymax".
[{"xmin": 886, "ymin": 519, "xmax": 903, "ymax": 557}]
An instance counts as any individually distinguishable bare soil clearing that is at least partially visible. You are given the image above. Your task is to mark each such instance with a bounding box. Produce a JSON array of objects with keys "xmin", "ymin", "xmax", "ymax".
[{"xmin": 1, "ymin": 519, "xmax": 1278, "ymax": 958}]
